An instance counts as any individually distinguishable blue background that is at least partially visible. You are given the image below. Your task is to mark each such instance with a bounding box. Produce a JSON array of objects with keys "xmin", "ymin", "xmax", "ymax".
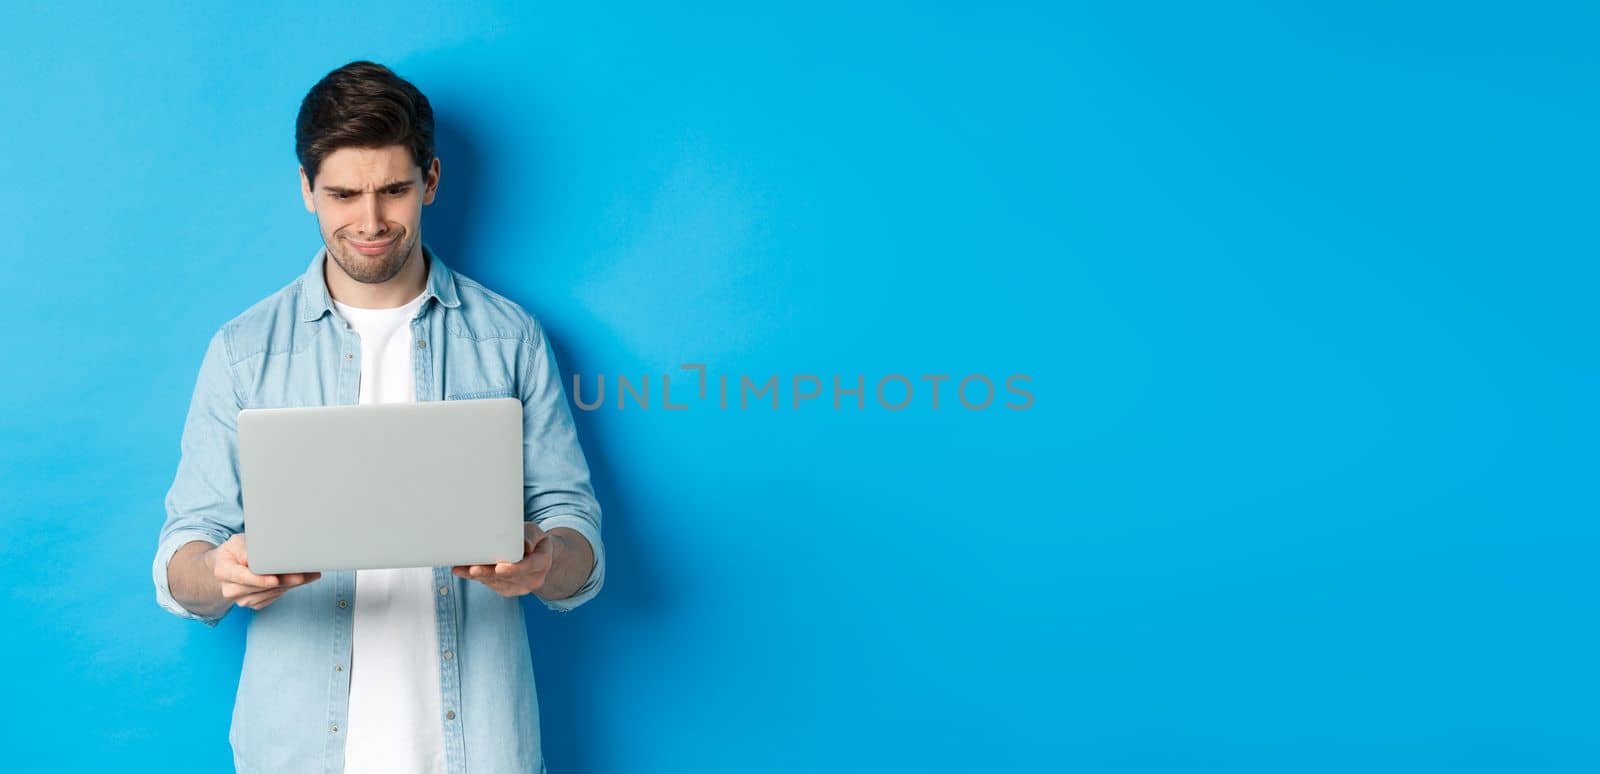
[{"xmin": 2, "ymin": 2, "xmax": 1596, "ymax": 771}]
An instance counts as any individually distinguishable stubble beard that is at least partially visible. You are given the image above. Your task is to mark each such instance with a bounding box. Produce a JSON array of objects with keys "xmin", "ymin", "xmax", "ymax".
[{"xmin": 328, "ymin": 230, "xmax": 415, "ymax": 285}]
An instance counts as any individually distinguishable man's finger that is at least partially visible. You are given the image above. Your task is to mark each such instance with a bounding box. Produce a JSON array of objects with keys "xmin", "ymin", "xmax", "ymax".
[
  {"xmin": 217, "ymin": 562, "xmax": 280, "ymax": 591},
  {"xmin": 278, "ymin": 572, "xmax": 322, "ymax": 587},
  {"xmin": 213, "ymin": 549, "xmax": 278, "ymax": 586},
  {"xmin": 238, "ymin": 587, "xmax": 286, "ymax": 605},
  {"xmin": 239, "ymin": 591, "xmax": 285, "ymax": 610},
  {"xmin": 220, "ymin": 580, "xmax": 274, "ymax": 599},
  {"xmin": 476, "ymin": 577, "xmax": 520, "ymax": 597},
  {"xmin": 516, "ymin": 538, "xmax": 552, "ymax": 574},
  {"xmin": 511, "ymin": 541, "xmax": 534, "ymax": 569},
  {"xmin": 526, "ymin": 546, "xmax": 553, "ymax": 574},
  {"xmin": 235, "ymin": 587, "xmax": 287, "ymax": 609},
  {"xmin": 218, "ymin": 563, "xmax": 280, "ymax": 589},
  {"xmin": 459, "ymin": 572, "xmax": 523, "ymax": 597}
]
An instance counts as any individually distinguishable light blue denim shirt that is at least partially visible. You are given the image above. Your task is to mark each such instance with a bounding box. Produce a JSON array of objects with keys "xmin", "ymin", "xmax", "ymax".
[{"xmin": 152, "ymin": 243, "xmax": 604, "ymax": 773}]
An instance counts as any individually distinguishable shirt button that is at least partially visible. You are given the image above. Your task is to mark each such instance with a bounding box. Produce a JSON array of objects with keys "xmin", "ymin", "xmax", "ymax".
[
  {"xmin": 334, "ymin": 664, "xmax": 343, "ymax": 672},
  {"xmin": 438, "ymin": 585, "xmax": 449, "ymax": 596},
  {"xmin": 416, "ymin": 339, "xmax": 427, "ymax": 349},
  {"xmin": 338, "ymin": 599, "xmax": 348, "ymax": 609},
  {"xmin": 446, "ymin": 710, "xmax": 456, "ymax": 720},
  {"xmin": 344, "ymin": 353, "xmax": 353, "ymax": 361},
  {"xmin": 443, "ymin": 649, "xmax": 454, "ymax": 661},
  {"xmin": 330, "ymin": 724, "xmax": 339, "ymax": 734}
]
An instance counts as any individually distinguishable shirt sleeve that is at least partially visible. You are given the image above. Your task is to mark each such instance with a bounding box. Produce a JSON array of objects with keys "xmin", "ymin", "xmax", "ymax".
[
  {"xmin": 153, "ymin": 327, "xmax": 245, "ymax": 626},
  {"xmin": 518, "ymin": 317, "xmax": 606, "ymax": 613}
]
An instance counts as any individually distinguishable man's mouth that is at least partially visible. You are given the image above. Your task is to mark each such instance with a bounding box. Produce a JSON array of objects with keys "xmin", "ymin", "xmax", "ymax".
[{"xmin": 347, "ymin": 236, "xmax": 397, "ymax": 255}]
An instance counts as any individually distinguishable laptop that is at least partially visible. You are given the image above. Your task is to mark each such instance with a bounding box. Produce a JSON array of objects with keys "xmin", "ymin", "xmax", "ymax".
[{"xmin": 237, "ymin": 397, "xmax": 525, "ymax": 574}]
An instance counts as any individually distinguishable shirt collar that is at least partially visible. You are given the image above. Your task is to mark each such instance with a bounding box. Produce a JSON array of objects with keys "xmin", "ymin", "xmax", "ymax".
[{"xmin": 298, "ymin": 241, "xmax": 461, "ymax": 323}]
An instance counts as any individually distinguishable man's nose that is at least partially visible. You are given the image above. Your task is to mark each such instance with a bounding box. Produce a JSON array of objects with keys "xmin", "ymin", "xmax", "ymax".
[{"xmin": 359, "ymin": 193, "xmax": 386, "ymax": 237}]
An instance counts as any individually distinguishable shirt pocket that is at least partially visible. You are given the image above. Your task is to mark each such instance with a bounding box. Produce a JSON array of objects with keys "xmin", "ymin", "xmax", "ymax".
[{"xmin": 445, "ymin": 385, "xmax": 516, "ymax": 401}]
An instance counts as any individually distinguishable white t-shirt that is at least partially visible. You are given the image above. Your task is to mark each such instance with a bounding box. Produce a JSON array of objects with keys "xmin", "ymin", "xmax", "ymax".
[{"xmin": 332, "ymin": 289, "xmax": 446, "ymax": 774}]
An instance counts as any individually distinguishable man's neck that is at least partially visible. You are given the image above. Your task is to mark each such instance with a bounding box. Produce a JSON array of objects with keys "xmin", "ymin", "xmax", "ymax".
[{"xmin": 325, "ymin": 242, "xmax": 429, "ymax": 309}]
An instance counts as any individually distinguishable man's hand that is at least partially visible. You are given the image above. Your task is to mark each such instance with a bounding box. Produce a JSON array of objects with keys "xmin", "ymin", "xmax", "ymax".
[
  {"xmin": 207, "ymin": 534, "xmax": 322, "ymax": 611},
  {"xmin": 452, "ymin": 521, "xmax": 557, "ymax": 598}
]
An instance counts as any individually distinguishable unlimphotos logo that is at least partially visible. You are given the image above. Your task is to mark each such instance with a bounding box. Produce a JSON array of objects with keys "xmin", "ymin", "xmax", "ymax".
[{"xmin": 570, "ymin": 364, "xmax": 1034, "ymax": 411}]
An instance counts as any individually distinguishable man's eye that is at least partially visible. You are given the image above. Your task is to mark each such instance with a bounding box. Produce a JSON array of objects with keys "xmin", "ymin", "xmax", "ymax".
[
  {"xmin": 333, "ymin": 193, "xmax": 352, "ymax": 200},
  {"xmin": 386, "ymin": 189, "xmax": 407, "ymax": 196}
]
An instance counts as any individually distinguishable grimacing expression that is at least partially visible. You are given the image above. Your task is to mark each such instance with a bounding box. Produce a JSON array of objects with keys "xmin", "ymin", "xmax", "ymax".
[{"xmin": 300, "ymin": 145, "xmax": 440, "ymax": 284}]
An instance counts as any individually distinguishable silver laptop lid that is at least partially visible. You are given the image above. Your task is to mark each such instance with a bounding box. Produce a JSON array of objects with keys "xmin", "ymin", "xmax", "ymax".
[{"xmin": 237, "ymin": 397, "xmax": 525, "ymax": 574}]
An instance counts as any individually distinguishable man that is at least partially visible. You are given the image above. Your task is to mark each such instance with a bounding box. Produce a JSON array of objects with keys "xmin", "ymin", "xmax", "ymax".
[{"xmin": 152, "ymin": 60, "xmax": 604, "ymax": 773}]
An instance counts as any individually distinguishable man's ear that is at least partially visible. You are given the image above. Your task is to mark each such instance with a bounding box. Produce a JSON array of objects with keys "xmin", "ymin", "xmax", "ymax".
[
  {"xmin": 422, "ymin": 157, "xmax": 441, "ymax": 206},
  {"xmin": 299, "ymin": 166, "xmax": 316, "ymax": 213}
]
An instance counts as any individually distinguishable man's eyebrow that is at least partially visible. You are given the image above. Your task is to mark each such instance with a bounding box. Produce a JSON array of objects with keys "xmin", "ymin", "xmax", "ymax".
[{"xmin": 321, "ymin": 181, "xmax": 415, "ymax": 194}]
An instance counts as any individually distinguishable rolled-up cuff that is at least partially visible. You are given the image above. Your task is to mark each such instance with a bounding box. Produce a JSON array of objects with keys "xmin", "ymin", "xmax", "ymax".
[
  {"xmin": 530, "ymin": 514, "xmax": 604, "ymax": 613},
  {"xmin": 153, "ymin": 529, "xmax": 228, "ymax": 626}
]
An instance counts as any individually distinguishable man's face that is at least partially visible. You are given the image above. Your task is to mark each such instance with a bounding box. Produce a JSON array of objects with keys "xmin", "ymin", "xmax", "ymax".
[{"xmin": 300, "ymin": 145, "xmax": 440, "ymax": 284}]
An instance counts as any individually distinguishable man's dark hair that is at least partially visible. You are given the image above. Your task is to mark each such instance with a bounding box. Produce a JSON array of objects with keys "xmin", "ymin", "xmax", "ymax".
[{"xmin": 295, "ymin": 60, "xmax": 435, "ymax": 188}]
